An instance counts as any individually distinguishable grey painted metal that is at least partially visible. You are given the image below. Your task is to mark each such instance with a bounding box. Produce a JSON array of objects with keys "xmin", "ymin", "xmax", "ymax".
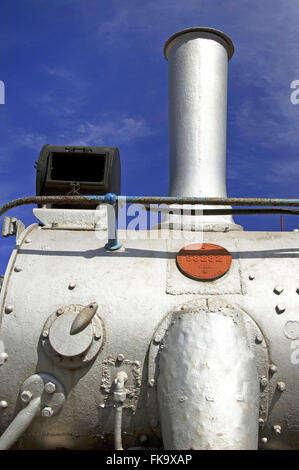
[
  {"xmin": 157, "ymin": 308, "xmax": 260, "ymax": 449},
  {"xmin": 0, "ymin": 214, "xmax": 299, "ymax": 449},
  {"xmin": 0, "ymin": 396, "xmax": 41, "ymax": 450},
  {"xmin": 164, "ymin": 28, "xmax": 240, "ymax": 231},
  {"xmin": 0, "ymin": 373, "xmax": 65, "ymax": 449}
]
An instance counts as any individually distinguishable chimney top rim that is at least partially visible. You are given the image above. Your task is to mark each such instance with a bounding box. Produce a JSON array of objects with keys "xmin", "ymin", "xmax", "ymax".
[{"xmin": 164, "ymin": 27, "xmax": 234, "ymax": 61}]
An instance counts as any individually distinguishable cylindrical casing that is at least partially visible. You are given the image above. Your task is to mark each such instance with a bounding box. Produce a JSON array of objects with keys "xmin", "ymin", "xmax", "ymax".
[
  {"xmin": 157, "ymin": 310, "xmax": 260, "ymax": 450},
  {"xmin": 164, "ymin": 28, "xmax": 241, "ymax": 231}
]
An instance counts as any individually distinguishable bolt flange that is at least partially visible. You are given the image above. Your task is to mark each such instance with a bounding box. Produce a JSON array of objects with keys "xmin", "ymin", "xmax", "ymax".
[
  {"xmin": 277, "ymin": 381, "xmax": 286, "ymax": 392},
  {"xmin": 44, "ymin": 382, "xmax": 56, "ymax": 394},
  {"xmin": 21, "ymin": 390, "xmax": 32, "ymax": 403},
  {"xmin": 41, "ymin": 406, "xmax": 54, "ymax": 418}
]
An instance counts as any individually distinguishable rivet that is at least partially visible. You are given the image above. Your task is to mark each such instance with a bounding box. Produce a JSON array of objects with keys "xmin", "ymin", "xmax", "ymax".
[
  {"xmin": 154, "ymin": 334, "xmax": 162, "ymax": 344},
  {"xmin": 42, "ymin": 330, "xmax": 49, "ymax": 338},
  {"xmin": 276, "ymin": 304, "xmax": 286, "ymax": 314},
  {"xmin": 179, "ymin": 396, "xmax": 187, "ymax": 402},
  {"xmin": 14, "ymin": 266, "xmax": 22, "ymax": 272},
  {"xmin": 68, "ymin": 282, "xmax": 76, "ymax": 290},
  {"xmin": 133, "ymin": 360, "xmax": 140, "ymax": 367},
  {"xmin": 44, "ymin": 382, "xmax": 56, "ymax": 394},
  {"xmin": 149, "ymin": 379, "xmax": 156, "ymax": 387},
  {"xmin": 21, "ymin": 390, "xmax": 32, "ymax": 403},
  {"xmin": 94, "ymin": 332, "xmax": 101, "ymax": 340},
  {"xmin": 258, "ymin": 418, "xmax": 265, "ymax": 426},
  {"xmin": 139, "ymin": 434, "xmax": 148, "ymax": 443},
  {"xmin": 0, "ymin": 400, "xmax": 8, "ymax": 408},
  {"xmin": 4, "ymin": 305, "xmax": 13, "ymax": 314},
  {"xmin": 117, "ymin": 354, "xmax": 125, "ymax": 362},
  {"xmin": 273, "ymin": 285, "xmax": 283, "ymax": 295},
  {"xmin": 255, "ymin": 334, "xmax": 263, "ymax": 344},
  {"xmin": 249, "ymin": 274, "xmax": 255, "ymax": 280},
  {"xmin": 41, "ymin": 406, "xmax": 53, "ymax": 418},
  {"xmin": 100, "ymin": 404, "xmax": 105, "ymax": 408},
  {"xmin": 269, "ymin": 364, "xmax": 278, "ymax": 374},
  {"xmin": 56, "ymin": 308, "xmax": 63, "ymax": 316},
  {"xmin": 24, "ymin": 238, "xmax": 31, "ymax": 244},
  {"xmin": 260, "ymin": 377, "xmax": 268, "ymax": 387},
  {"xmin": 261, "ymin": 437, "xmax": 268, "ymax": 444},
  {"xmin": 0, "ymin": 352, "xmax": 8, "ymax": 363},
  {"xmin": 273, "ymin": 424, "xmax": 281, "ymax": 435},
  {"xmin": 277, "ymin": 381, "xmax": 286, "ymax": 392}
]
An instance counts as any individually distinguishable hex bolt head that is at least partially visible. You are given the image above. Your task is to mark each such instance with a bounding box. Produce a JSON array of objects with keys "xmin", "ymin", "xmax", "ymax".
[
  {"xmin": 14, "ymin": 266, "xmax": 22, "ymax": 272},
  {"xmin": 117, "ymin": 354, "xmax": 125, "ymax": 362},
  {"xmin": 260, "ymin": 377, "xmax": 268, "ymax": 387},
  {"xmin": 44, "ymin": 382, "xmax": 56, "ymax": 394},
  {"xmin": 255, "ymin": 334, "xmax": 263, "ymax": 344},
  {"xmin": 276, "ymin": 304, "xmax": 286, "ymax": 314},
  {"xmin": 0, "ymin": 400, "xmax": 8, "ymax": 408},
  {"xmin": 277, "ymin": 381, "xmax": 286, "ymax": 392},
  {"xmin": 248, "ymin": 274, "xmax": 255, "ymax": 280},
  {"xmin": 21, "ymin": 390, "xmax": 32, "ymax": 403},
  {"xmin": 41, "ymin": 407, "xmax": 54, "ymax": 418},
  {"xmin": 273, "ymin": 285, "xmax": 283, "ymax": 295},
  {"xmin": 269, "ymin": 364, "xmax": 278, "ymax": 374},
  {"xmin": 4, "ymin": 305, "xmax": 13, "ymax": 314},
  {"xmin": 68, "ymin": 282, "xmax": 76, "ymax": 290},
  {"xmin": 273, "ymin": 424, "xmax": 281, "ymax": 435}
]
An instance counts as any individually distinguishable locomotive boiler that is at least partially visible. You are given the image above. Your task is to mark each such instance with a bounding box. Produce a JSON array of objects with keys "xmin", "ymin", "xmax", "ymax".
[{"xmin": 0, "ymin": 27, "xmax": 299, "ymax": 450}]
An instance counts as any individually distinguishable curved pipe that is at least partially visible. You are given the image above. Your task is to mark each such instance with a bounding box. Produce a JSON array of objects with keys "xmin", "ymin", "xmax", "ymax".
[
  {"xmin": 157, "ymin": 310, "xmax": 260, "ymax": 450},
  {"xmin": 0, "ymin": 397, "xmax": 41, "ymax": 450}
]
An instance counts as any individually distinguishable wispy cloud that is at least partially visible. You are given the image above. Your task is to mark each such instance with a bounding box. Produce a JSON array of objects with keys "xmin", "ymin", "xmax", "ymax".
[{"xmin": 72, "ymin": 116, "xmax": 151, "ymax": 146}]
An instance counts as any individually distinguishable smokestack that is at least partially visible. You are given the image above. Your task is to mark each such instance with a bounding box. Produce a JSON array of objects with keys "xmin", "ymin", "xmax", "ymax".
[{"xmin": 163, "ymin": 27, "xmax": 242, "ymax": 231}]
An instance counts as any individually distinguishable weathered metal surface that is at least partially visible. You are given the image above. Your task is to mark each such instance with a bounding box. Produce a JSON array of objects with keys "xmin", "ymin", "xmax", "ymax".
[
  {"xmin": 0, "ymin": 220, "xmax": 299, "ymax": 449},
  {"xmin": 0, "ymin": 373, "xmax": 65, "ymax": 450},
  {"xmin": 41, "ymin": 304, "xmax": 104, "ymax": 369},
  {"xmin": 164, "ymin": 27, "xmax": 238, "ymax": 231},
  {"xmin": 176, "ymin": 243, "xmax": 232, "ymax": 281},
  {"xmin": 0, "ymin": 195, "xmax": 299, "ymax": 216},
  {"xmin": 157, "ymin": 308, "xmax": 260, "ymax": 449},
  {"xmin": 70, "ymin": 302, "xmax": 98, "ymax": 335},
  {"xmin": 4, "ymin": 195, "xmax": 299, "ymax": 219}
]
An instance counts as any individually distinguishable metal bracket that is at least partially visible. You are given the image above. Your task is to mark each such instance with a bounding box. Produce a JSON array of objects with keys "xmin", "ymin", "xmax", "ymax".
[
  {"xmin": 104, "ymin": 193, "xmax": 121, "ymax": 251},
  {"xmin": 2, "ymin": 216, "xmax": 25, "ymax": 242},
  {"xmin": 0, "ymin": 373, "xmax": 65, "ymax": 450}
]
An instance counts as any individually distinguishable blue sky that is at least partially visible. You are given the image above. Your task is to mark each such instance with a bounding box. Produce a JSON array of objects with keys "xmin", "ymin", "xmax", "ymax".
[{"xmin": 1, "ymin": 0, "xmax": 299, "ymax": 272}]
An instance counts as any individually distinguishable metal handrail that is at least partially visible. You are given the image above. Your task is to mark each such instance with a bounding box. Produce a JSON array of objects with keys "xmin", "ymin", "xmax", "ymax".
[
  {"xmin": 2, "ymin": 194, "xmax": 299, "ymax": 218},
  {"xmin": 2, "ymin": 193, "xmax": 299, "ymax": 250}
]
